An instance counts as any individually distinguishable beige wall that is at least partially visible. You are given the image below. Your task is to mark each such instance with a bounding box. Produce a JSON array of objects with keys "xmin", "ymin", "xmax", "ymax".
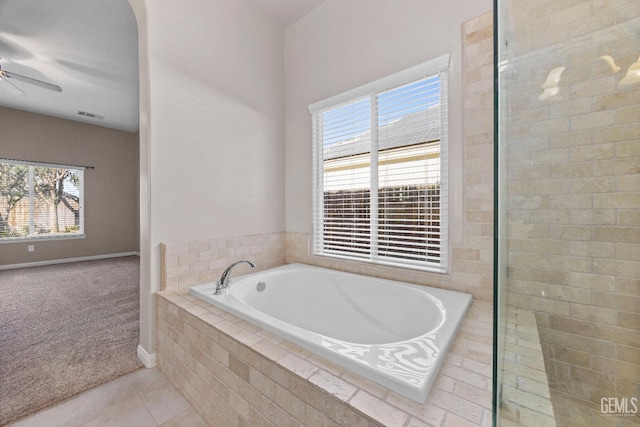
[
  {"xmin": 284, "ymin": 4, "xmax": 495, "ymax": 303},
  {"xmin": 501, "ymin": 0, "xmax": 640, "ymax": 417},
  {"xmin": 0, "ymin": 107, "xmax": 139, "ymax": 266}
]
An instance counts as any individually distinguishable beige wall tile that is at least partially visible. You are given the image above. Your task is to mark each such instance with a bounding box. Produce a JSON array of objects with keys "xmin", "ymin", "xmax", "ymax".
[{"xmin": 350, "ymin": 391, "xmax": 408, "ymax": 427}]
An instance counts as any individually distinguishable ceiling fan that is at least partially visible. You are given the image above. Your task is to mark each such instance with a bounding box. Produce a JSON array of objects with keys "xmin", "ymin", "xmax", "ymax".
[{"xmin": 0, "ymin": 63, "xmax": 62, "ymax": 96}]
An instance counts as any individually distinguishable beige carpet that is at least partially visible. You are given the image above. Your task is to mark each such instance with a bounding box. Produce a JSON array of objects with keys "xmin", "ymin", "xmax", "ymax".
[{"xmin": 0, "ymin": 256, "xmax": 143, "ymax": 426}]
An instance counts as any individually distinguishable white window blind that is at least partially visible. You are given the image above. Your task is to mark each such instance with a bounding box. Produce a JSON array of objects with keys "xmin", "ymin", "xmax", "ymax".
[
  {"xmin": 310, "ymin": 56, "xmax": 448, "ymax": 272},
  {"xmin": 0, "ymin": 159, "xmax": 84, "ymax": 241}
]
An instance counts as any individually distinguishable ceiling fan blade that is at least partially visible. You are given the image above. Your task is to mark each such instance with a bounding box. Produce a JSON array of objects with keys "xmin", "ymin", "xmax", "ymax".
[
  {"xmin": 1, "ymin": 70, "xmax": 62, "ymax": 92},
  {"xmin": 0, "ymin": 76, "xmax": 26, "ymax": 96}
]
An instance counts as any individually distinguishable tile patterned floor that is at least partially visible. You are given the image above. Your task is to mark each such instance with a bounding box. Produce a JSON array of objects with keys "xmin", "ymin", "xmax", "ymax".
[{"xmin": 7, "ymin": 368, "xmax": 206, "ymax": 427}]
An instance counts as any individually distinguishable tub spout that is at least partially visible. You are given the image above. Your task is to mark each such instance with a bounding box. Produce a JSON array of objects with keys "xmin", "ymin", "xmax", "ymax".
[{"xmin": 214, "ymin": 260, "xmax": 256, "ymax": 295}]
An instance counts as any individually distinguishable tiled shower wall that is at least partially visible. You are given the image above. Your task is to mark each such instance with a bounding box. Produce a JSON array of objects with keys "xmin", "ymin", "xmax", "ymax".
[{"xmin": 501, "ymin": 0, "xmax": 640, "ymax": 415}]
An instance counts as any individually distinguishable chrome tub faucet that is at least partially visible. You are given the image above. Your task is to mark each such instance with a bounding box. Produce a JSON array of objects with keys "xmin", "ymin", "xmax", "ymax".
[{"xmin": 214, "ymin": 260, "xmax": 256, "ymax": 295}]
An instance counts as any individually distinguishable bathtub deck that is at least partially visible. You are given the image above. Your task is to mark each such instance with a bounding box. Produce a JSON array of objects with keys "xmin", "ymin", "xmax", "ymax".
[{"xmin": 156, "ymin": 289, "xmax": 493, "ymax": 427}]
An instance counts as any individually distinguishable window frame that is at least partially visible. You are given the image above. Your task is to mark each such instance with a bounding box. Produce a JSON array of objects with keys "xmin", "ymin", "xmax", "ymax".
[
  {"xmin": 0, "ymin": 159, "xmax": 85, "ymax": 244},
  {"xmin": 309, "ymin": 55, "xmax": 449, "ymax": 273}
]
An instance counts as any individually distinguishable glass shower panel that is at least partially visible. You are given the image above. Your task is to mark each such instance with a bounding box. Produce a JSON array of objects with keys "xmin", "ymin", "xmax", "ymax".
[{"xmin": 495, "ymin": 1, "xmax": 640, "ymax": 426}]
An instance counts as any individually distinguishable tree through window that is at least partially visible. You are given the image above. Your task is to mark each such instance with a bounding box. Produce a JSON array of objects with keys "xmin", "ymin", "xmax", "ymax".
[{"xmin": 0, "ymin": 161, "xmax": 84, "ymax": 240}]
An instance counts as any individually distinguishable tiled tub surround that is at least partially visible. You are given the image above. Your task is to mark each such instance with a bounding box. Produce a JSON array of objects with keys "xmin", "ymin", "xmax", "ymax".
[
  {"xmin": 161, "ymin": 232, "xmax": 286, "ymax": 290},
  {"xmin": 155, "ymin": 11, "xmax": 497, "ymax": 426},
  {"xmin": 285, "ymin": 231, "xmax": 493, "ymax": 304},
  {"xmin": 156, "ymin": 291, "xmax": 493, "ymax": 427},
  {"xmin": 189, "ymin": 264, "xmax": 473, "ymax": 403}
]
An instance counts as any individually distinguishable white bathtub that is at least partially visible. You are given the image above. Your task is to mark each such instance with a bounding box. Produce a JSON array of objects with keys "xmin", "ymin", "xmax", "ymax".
[{"xmin": 189, "ymin": 263, "xmax": 472, "ymax": 403}]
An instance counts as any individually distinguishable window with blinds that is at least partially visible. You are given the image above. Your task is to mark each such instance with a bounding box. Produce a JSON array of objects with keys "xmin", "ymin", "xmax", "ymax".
[
  {"xmin": 310, "ymin": 56, "xmax": 448, "ymax": 272},
  {"xmin": 0, "ymin": 160, "xmax": 84, "ymax": 241}
]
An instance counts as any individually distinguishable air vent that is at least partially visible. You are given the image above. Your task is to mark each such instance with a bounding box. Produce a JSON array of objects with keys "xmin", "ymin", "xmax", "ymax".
[{"xmin": 77, "ymin": 111, "xmax": 104, "ymax": 120}]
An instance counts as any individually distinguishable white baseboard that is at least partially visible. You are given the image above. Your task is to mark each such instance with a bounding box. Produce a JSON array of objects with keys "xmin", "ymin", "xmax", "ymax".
[
  {"xmin": 0, "ymin": 252, "xmax": 139, "ymax": 271},
  {"xmin": 137, "ymin": 345, "xmax": 156, "ymax": 368}
]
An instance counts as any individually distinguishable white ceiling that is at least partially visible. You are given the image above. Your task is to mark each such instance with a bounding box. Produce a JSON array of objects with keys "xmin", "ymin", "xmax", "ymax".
[
  {"xmin": 0, "ymin": 0, "xmax": 324, "ymax": 133},
  {"xmin": 245, "ymin": 0, "xmax": 326, "ymax": 28},
  {"xmin": 0, "ymin": 0, "xmax": 139, "ymax": 132}
]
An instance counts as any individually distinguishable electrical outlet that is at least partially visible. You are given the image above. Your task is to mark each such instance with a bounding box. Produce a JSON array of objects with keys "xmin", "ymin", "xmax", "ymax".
[{"xmin": 28, "ymin": 245, "xmax": 35, "ymax": 252}]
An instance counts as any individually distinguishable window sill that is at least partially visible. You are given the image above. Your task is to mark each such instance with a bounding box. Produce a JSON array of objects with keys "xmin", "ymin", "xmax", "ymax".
[
  {"xmin": 312, "ymin": 251, "xmax": 448, "ymax": 275},
  {"xmin": 0, "ymin": 234, "xmax": 86, "ymax": 244}
]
